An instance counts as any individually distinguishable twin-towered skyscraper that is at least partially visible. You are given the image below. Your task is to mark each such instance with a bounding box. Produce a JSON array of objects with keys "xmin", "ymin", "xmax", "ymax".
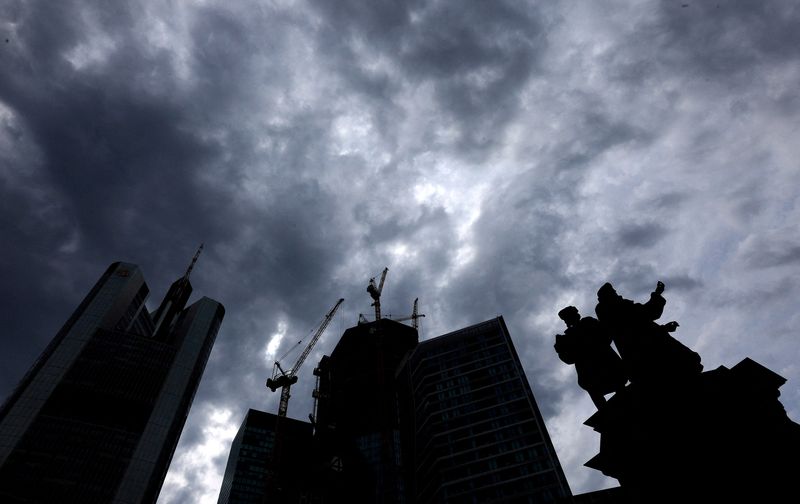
[{"xmin": 0, "ymin": 259, "xmax": 224, "ymax": 503}]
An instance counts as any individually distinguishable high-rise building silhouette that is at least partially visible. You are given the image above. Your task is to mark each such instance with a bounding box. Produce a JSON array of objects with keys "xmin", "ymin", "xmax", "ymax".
[
  {"xmin": 217, "ymin": 315, "xmax": 571, "ymax": 503},
  {"xmin": 217, "ymin": 409, "xmax": 313, "ymax": 504},
  {"xmin": 397, "ymin": 317, "xmax": 572, "ymax": 503},
  {"xmin": 313, "ymin": 318, "xmax": 418, "ymax": 503},
  {"xmin": 0, "ymin": 259, "xmax": 224, "ymax": 503}
]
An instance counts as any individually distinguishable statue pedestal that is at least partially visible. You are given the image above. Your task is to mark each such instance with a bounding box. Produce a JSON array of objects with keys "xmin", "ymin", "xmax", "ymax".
[{"xmin": 584, "ymin": 358, "xmax": 800, "ymax": 503}]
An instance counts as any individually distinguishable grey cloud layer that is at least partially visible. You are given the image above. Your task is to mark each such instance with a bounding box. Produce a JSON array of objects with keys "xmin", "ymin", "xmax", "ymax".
[{"xmin": 2, "ymin": 0, "xmax": 799, "ymax": 501}]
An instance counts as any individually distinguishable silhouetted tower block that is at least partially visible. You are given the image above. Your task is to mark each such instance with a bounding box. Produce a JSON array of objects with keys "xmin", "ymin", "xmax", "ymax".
[
  {"xmin": 0, "ymin": 260, "xmax": 224, "ymax": 504},
  {"xmin": 217, "ymin": 409, "xmax": 313, "ymax": 504},
  {"xmin": 312, "ymin": 318, "xmax": 418, "ymax": 503},
  {"xmin": 397, "ymin": 317, "xmax": 572, "ymax": 503}
]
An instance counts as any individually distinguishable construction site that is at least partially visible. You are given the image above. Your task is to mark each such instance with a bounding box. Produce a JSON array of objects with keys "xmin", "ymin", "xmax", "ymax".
[{"xmin": 216, "ymin": 268, "xmax": 572, "ymax": 504}]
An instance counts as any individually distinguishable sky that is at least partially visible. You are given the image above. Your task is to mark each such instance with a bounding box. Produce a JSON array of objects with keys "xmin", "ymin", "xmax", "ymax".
[{"xmin": 1, "ymin": 0, "xmax": 799, "ymax": 501}]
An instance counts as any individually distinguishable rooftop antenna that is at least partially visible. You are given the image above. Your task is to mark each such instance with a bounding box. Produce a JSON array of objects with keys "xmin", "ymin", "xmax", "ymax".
[
  {"xmin": 151, "ymin": 243, "xmax": 204, "ymax": 339},
  {"xmin": 184, "ymin": 243, "xmax": 204, "ymax": 280}
]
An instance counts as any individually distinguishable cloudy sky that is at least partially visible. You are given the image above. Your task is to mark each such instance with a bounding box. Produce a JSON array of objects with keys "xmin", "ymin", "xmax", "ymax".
[{"xmin": 2, "ymin": 0, "xmax": 799, "ymax": 501}]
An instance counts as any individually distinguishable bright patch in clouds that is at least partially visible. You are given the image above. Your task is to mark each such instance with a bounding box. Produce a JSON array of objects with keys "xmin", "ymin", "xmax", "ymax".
[
  {"xmin": 63, "ymin": 25, "xmax": 117, "ymax": 70},
  {"xmin": 265, "ymin": 320, "xmax": 288, "ymax": 362},
  {"xmin": 332, "ymin": 111, "xmax": 380, "ymax": 159},
  {"xmin": 160, "ymin": 406, "xmax": 239, "ymax": 504}
]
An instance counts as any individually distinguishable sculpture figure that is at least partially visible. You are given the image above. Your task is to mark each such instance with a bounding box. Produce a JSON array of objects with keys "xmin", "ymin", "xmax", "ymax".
[
  {"xmin": 559, "ymin": 281, "xmax": 799, "ymax": 503},
  {"xmin": 595, "ymin": 281, "xmax": 702, "ymax": 387},
  {"xmin": 555, "ymin": 306, "xmax": 627, "ymax": 409}
]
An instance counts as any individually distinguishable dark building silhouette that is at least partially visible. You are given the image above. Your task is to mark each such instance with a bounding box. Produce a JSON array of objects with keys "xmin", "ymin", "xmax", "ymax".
[
  {"xmin": 313, "ymin": 318, "xmax": 419, "ymax": 503},
  {"xmin": 0, "ymin": 260, "xmax": 224, "ymax": 503},
  {"xmin": 218, "ymin": 316, "xmax": 573, "ymax": 503},
  {"xmin": 563, "ymin": 487, "xmax": 626, "ymax": 503},
  {"xmin": 397, "ymin": 317, "xmax": 572, "ymax": 503},
  {"xmin": 217, "ymin": 409, "xmax": 313, "ymax": 504}
]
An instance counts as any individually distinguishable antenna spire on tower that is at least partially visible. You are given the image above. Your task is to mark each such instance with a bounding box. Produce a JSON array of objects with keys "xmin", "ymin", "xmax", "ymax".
[{"xmin": 184, "ymin": 243, "xmax": 204, "ymax": 280}]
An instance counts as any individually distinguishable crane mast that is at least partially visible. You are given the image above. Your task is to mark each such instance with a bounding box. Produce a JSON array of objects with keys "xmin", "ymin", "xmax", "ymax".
[
  {"xmin": 266, "ymin": 298, "xmax": 344, "ymax": 418},
  {"xmin": 412, "ymin": 297, "xmax": 421, "ymax": 330},
  {"xmin": 367, "ymin": 267, "xmax": 388, "ymax": 321}
]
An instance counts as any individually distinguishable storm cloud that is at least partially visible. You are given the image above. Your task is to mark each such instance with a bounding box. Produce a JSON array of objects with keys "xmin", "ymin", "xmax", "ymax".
[{"xmin": 2, "ymin": 0, "xmax": 799, "ymax": 501}]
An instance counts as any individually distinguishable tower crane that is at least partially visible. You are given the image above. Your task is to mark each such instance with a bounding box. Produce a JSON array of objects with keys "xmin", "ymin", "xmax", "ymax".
[
  {"xmin": 367, "ymin": 267, "xmax": 388, "ymax": 320},
  {"xmin": 391, "ymin": 298, "xmax": 425, "ymax": 329},
  {"xmin": 266, "ymin": 298, "xmax": 344, "ymax": 417}
]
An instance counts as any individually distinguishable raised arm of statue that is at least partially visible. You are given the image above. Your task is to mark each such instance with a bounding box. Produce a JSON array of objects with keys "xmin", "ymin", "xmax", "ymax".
[{"xmin": 643, "ymin": 281, "xmax": 667, "ymax": 320}]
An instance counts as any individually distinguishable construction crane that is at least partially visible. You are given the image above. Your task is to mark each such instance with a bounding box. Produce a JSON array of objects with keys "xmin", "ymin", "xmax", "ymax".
[
  {"xmin": 391, "ymin": 298, "xmax": 425, "ymax": 329},
  {"xmin": 266, "ymin": 298, "xmax": 344, "ymax": 417},
  {"xmin": 367, "ymin": 267, "xmax": 388, "ymax": 320}
]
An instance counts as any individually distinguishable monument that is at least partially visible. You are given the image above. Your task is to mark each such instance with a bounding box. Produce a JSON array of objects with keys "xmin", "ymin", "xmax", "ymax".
[{"xmin": 556, "ymin": 281, "xmax": 800, "ymax": 503}]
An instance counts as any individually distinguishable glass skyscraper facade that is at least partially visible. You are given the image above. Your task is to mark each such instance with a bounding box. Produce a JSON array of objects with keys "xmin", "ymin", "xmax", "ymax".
[
  {"xmin": 0, "ymin": 261, "xmax": 224, "ymax": 503},
  {"xmin": 397, "ymin": 317, "xmax": 571, "ymax": 503},
  {"xmin": 217, "ymin": 409, "xmax": 313, "ymax": 504}
]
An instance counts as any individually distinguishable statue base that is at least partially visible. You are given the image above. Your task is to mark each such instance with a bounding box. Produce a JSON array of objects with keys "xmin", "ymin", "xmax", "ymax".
[{"xmin": 584, "ymin": 358, "xmax": 800, "ymax": 503}]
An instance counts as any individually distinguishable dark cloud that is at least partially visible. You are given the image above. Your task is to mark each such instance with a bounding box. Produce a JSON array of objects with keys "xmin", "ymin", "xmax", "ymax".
[
  {"xmin": 740, "ymin": 236, "xmax": 800, "ymax": 270},
  {"xmin": 655, "ymin": 0, "xmax": 800, "ymax": 78},
  {"xmin": 660, "ymin": 273, "xmax": 703, "ymax": 291},
  {"xmin": 552, "ymin": 108, "xmax": 653, "ymax": 171},
  {"xmin": 308, "ymin": 0, "xmax": 548, "ymax": 160},
  {"xmin": 2, "ymin": 0, "xmax": 799, "ymax": 501},
  {"xmin": 616, "ymin": 222, "xmax": 668, "ymax": 249},
  {"xmin": 651, "ymin": 191, "xmax": 690, "ymax": 209}
]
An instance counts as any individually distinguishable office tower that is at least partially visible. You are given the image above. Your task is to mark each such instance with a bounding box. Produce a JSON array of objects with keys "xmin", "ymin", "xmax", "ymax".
[
  {"xmin": 396, "ymin": 317, "xmax": 572, "ymax": 503},
  {"xmin": 312, "ymin": 318, "xmax": 419, "ymax": 503},
  {"xmin": 0, "ymin": 258, "xmax": 224, "ymax": 503},
  {"xmin": 217, "ymin": 409, "xmax": 313, "ymax": 504},
  {"xmin": 218, "ymin": 316, "xmax": 572, "ymax": 503}
]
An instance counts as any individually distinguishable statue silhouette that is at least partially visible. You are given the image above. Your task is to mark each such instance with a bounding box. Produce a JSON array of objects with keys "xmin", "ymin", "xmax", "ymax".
[
  {"xmin": 594, "ymin": 281, "xmax": 702, "ymax": 387},
  {"xmin": 554, "ymin": 306, "xmax": 627, "ymax": 409},
  {"xmin": 558, "ymin": 281, "xmax": 800, "ymax": 503}
]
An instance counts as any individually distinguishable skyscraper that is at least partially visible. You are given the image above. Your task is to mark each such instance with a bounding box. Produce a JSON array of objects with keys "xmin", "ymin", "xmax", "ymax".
[
  {"xmin": 217, "ymin": 409, "xmax": 313, "ymax": 504},
  {"xmin": 217, "ymin": 315, "xmax": 572, "ymax": 503},
  {"xmin": 0, "ymin": 258, "xmax": 224, "ymax": 503},
  {"xmin": 396, "ymin": 317, "xmax": 572, "ymax": 503},
  {"xmin": 312, "ymin": 318, "xmax": 419, "ymax": 503}
]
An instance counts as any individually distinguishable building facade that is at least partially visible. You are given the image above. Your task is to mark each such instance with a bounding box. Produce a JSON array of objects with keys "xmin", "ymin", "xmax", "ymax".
[
  {"xmin": 312, "ymin": 318, "xmax": 419, "ymax": 503},
  {"xmin": 396, "ymin": 317, "xmax": 572, "ymax": 503},
  {"xmin": 0, "ymin": 261, "xmax": 224, "ymax": 503},
  {"xmin": 217, "ymin": 409, "xmax": 313, "ymax": 504},
  {"xmin": 217, "ymin": 316, "xmax": 572, "ymax": 503}
]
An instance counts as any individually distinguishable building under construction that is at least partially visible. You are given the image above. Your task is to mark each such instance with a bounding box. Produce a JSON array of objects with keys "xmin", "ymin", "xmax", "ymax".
[
  {"xmin": 217, "ymin": 270, "xmax": 570, "ymax": 503},
  {"xmin": 217, "ymin": 318, "xmax": 571, "ymax": 503},
  {"xmin": 313, "ymin": 318, "xmax": 419, "ymax": 502}
]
